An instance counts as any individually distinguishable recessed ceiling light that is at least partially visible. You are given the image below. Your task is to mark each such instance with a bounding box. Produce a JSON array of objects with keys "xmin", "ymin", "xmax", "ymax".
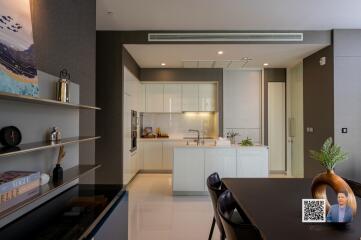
[
  {"xmin": 263, "ymin": 63, "xmax": 269, "ymax": 66},
  {"xmin": 217, "ymin": 51, "xmax": 224, "ymax": 55},
  {"xmin": 161, "ymin": 62, "xmax": 166, "ymax": 66},
  {"xmin": 242, "ymin": 57, "xmax": 252, "ymax": 61}
]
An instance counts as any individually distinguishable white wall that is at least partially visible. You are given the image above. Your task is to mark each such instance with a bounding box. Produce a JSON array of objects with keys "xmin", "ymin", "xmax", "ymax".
[
  {"xmin": 141, "ymin": 112, "xmax": 218, "ymax": 139},
  {"xmin": 223, "ymin": 70, "xmax": 262, "ymax": 144}
]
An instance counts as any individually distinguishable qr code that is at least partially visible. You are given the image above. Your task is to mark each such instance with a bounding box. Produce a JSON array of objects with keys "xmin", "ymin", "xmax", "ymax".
[{"xmin": 302, "ymin": 199, "xmax": 326, "ymax": 223}]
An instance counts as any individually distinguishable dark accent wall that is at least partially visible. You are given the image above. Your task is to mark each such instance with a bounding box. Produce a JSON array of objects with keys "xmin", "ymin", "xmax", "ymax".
[
  {"xmin": 303, "ymin": 46, "xmax": 334, "ymax": 178},
  {"xmin": 30, "ymin": 0, "xmax": 96, "ymax": 180},
  {"xmin": 140, "ymin": 68, "xmax": 223, "ymax": 135},
  {"xmin": 96, "ymin": 32, "xmax": 140, "ymax": 184},
  {"xmin": 263, "ymin": 68, "xmax": 286, "ymax": 145}
]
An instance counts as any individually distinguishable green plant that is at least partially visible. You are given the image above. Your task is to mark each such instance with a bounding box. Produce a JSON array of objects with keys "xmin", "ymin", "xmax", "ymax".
[
  {"xmin": 240, "ymin": 137, "xmax": 253, "ymax": 146},
  {"xmin": 309, "ymin": 137, "xmax": 348, "ymax": 170}
]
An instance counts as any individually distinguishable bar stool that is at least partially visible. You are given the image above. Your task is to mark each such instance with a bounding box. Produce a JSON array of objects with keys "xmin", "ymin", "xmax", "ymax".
[{"xmin": 217, "ymin": 190, "xmax": 263, "ymax": 240}]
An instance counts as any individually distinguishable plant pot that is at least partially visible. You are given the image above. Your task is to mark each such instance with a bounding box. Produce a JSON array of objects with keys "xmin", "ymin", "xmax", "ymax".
[{"xmin": 311, "ymin": 169, "xmax": 357, "ymax": 215}]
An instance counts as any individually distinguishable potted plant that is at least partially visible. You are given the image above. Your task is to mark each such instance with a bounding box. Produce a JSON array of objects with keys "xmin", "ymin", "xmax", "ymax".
[
  {"xmin": 240, "ymin": 137, "xmax": 253, "ymax": 146},
  {"xmin": 310, "ymin": 137, "xmax": 357, "ymax": 215}
]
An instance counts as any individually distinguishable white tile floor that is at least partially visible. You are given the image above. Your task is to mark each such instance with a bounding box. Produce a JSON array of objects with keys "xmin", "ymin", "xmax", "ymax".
[{"xmin": 127, "ymin": 174, "xmax": 220, "ymax": 240}]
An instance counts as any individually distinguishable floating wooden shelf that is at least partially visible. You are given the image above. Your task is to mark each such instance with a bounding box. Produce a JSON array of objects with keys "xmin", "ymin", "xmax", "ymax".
[
  {"xmin": 0, "ymin": 136, "xmax": 101, "ymax": 158},
  {"xmin": 0, "ymin": 92, "xmax": 101, "ymax": 110},
  {"xmin": 0, "ymin": 164, "xmax": 101, "ymax": 227}
]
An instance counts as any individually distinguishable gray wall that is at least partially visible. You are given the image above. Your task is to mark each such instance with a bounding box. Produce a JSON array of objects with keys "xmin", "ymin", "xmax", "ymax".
[
  {"xmin": 333, "ymin": 30, "xmax": 361, "ymax": 182},
  {"xmin": 31, "ymin": 0, "xmax": 96, "ymax": 181},
  {"xmin": 303, "ymin": 46, "xmax": 334, "ymax": 178},
  {"xmin": 140, "ymin": 68, "xmax": 223, "ymax": 135},
  {"xmin": 96, "ymin": 30, "xmax": 141, "ymax": 184}
]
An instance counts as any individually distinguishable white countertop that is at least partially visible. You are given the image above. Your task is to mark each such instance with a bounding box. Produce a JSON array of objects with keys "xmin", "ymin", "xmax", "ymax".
[
  {"xmin": 175, "ymin": 144, "xmax": 268, "ymax": 149},
  {"xmin": 139, "ymin": 138, "xmax": 217, "ymax": 142}
]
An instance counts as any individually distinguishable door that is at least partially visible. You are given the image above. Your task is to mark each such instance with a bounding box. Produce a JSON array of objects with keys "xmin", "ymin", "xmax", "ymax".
[
  {"xmin": 199, "ymin": 83, "xmax": 217, "ymax": 111},
  {"xmin": 268, "ymin": 82, "xmax": 286, "ymax": 172},
  {"xmin": 146, "ymin": 84, "xmax": 164, "ymax": 112},
  {"xmin": 287, "ymin": 63, "xmax": 304, "ymax": 177},
  {"xmin": 164, "ymin": 84, "xmax": 182, "ymax": 113},
  {"xmin": 182, "ymin": 84, "xmax": 198, "ymax": 111}
]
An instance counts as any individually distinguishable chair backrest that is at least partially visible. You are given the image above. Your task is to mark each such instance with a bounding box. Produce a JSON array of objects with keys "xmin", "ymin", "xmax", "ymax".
[
  {"xmin": 207, "ymin": 172, "xmax": 226, "ymax": 235},
  {"xmin": 217, "ymin": 190, "xmax": 263, "ymax": 240},
  {"xmin": 344, "ymin": 178, "xmax": 361, "ymax": 198}
]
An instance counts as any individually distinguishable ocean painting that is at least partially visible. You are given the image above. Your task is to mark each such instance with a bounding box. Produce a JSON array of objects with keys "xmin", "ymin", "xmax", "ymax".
[{"xmin": 0, "ymin": 0, "xmax": 39, "ymax": 97}]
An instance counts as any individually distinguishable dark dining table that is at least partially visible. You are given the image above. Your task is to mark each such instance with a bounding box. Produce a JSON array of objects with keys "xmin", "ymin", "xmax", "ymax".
[{"xmin": 222, "ymin": 178, "xmax": 361, "ymax": 240}]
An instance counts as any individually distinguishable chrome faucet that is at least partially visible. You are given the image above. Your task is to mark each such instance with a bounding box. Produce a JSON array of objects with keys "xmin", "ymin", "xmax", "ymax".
[{"xmin": 188, "ymin": 129, "xmax": 200, "ymax": 146}]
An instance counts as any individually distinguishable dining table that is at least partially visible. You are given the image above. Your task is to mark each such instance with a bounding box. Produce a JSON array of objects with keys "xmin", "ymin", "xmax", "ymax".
[{"xmin": 222, "ymin": 178, "xmax": 361, "ymax": 240}]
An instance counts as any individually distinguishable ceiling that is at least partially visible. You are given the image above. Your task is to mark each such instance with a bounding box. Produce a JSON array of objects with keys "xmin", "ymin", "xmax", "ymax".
[
  {"xmin": 97, "ymin": 0, "xmax": 361, "ymax": 30},
  {"xmin": 124, "ymin": 44, "xmax": 327, "ymax": 68}
]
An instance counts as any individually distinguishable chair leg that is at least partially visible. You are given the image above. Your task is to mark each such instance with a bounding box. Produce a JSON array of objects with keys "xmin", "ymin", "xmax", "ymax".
[{"xmin": 208, "ymin": 217, "xmax": 216, "ymax": 240}]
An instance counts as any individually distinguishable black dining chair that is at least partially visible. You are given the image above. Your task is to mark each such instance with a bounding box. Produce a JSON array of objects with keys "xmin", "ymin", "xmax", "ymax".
[
  {"xmin": 207, "ymin": 172, "xmax": 226, "ymax": 240},
  {"xmin": 344, "ymin": 178, "xmax": 361, "ymax": 198},
  {"xmin": 207, "ymin": 173, "xmax": 250, "ymax": 240},
  {"xmin": 217, "ymin": 190, "xmax": 263, "ymax": 240}
]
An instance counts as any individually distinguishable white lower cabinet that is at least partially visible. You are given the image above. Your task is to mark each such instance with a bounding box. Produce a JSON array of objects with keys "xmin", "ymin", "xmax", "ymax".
[
  {"xmin": 204, "ymin": 148, "xmax": 237, "ymax": 191},
  {"xmin": 173, "ymin": 148, "xmax": 205, "ymax": 192},
  {"xmin": 162, "ymin": 142, "xmax": 174, "ymax": 170},
  {"xmin": 236, "ymin": 148, "xmax": 269, "ymax": 177},
  {"xmin": 173, "ymin": 146, "xmax": 269, "ymax": 193},
  {"xmin": 143, "ymin": 142, "xmax": 163, "ymax": 170}
]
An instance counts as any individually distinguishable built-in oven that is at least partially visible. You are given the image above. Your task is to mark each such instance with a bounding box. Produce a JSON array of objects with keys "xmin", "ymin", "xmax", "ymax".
[{"xmin": 130, "ymin": 110, "xmax": 137, "ymax": 152}]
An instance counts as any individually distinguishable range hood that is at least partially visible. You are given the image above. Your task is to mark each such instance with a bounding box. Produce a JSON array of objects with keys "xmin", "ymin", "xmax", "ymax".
[{"xmin": 148, "ymin": 32, "xmax": 303, "ymax": 42}]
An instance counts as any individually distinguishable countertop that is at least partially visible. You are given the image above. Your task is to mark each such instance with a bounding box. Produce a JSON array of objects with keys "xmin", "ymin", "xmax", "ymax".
[
  {"xmin": 139, "ymin": 137, "xmax": 217, "ymax": 142},
  {"xmin": 0, "ymin": 184, "xmax": 127, "ymax": 240},
  {"xmin": 175, "ymin": 144, "xmax": 268, "ymax": 149}
]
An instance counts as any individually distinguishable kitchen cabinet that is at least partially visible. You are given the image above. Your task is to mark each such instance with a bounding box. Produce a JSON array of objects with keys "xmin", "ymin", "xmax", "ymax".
[
  {"xmin": 146, "ymin": 84, "xmax": 164, "ymax": 112},
  {"xmin": 199, "ymin": 83, "xmax": 217, "ymax": 111},
  {"xmin": 173, "ymin": 148, "xmax": 205, "ymax": 192},
  {"xmin": 236, "ymin": 147, "xmax": 269, "ymax": 177},
  {"xmin": 182, "ymin": 84, "xmax": 199, "ymax": 111},
  {"xmin": 162, "ymin": 142, "xmax": 174, "ymax": 170},
  {"xmin": 143, "ymin": 141, "xmax": 163, "ymax": 170},
  {"xmin": 204, "ymin": 148, "xmax": 236, "ymax": 191},
  {"xmin": 164, "ymin": 84, "xmax": 182, "ymax": 113}
]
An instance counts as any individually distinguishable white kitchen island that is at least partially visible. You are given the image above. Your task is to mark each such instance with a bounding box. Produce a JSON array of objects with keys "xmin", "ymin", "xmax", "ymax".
[{"xmin": 173, "ymin": 145, "xmax": 269, "ymax": 195}]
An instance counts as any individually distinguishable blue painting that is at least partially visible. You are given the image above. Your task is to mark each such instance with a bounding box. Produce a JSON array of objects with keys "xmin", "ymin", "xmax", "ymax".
[{"xmin": 0, "ymin": 0, "xmax": 39, "ymax": 97}]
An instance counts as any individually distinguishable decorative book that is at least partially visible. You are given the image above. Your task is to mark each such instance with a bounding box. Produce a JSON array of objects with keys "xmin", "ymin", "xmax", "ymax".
[{"xmin": 0, "ymin": 171, "xmax": 40, "ymax": 194}]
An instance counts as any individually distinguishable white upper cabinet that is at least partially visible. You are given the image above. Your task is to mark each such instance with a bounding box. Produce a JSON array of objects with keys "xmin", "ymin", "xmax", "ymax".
[
  {"xmin": 146, "ymin": 84, "xmax": 164, "ymax": 112},
  {"xmin": 199, "ymin": 83, "xmax": 217, "ymax": 111},
  {"xmin": 164, "ymin": 84, "xmax": 182, "ymax": 113},
  {"xmin": 182, "ymin": 84, "xmax": 199, "ymax": 112}
]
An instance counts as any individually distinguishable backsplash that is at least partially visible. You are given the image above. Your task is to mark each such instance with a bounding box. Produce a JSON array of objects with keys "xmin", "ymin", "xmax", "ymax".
[{"xmin": 141, "ymin": 112, "xmax": 218, "ymax": 139}]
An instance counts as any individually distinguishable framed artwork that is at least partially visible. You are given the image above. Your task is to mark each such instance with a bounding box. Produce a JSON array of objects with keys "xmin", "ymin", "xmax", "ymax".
[{"xmin": 0, "ymin": 0, "xmax": 39, "ymax": 97}]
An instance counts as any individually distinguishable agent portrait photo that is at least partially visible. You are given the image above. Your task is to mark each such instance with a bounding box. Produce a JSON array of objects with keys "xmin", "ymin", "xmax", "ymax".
[{"xmin": 326, "ymin": 191, "xmax": 353, "ymax": 223}]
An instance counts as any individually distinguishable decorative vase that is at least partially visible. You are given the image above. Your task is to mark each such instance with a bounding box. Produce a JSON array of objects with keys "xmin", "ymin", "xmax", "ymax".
[
  {"xmin": 311, "ymin": 169, "xmax": 357, "ymax": 215},
  {"xmin": 52, "ymin": 164, "xmax": 63, "ymax": 183}
]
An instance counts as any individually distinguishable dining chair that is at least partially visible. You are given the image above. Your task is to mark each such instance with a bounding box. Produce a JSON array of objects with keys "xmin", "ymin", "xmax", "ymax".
[
  {"xmin": 344, "ymin": 178, "xmax": 361, "ymax": 198},
  {"xmin": 217, "ymin": 190, "xmax": 263, "ymax": 240},
  {"xmin": 207, "ymin": 172, "xmax": 226, "ymax": 240}
]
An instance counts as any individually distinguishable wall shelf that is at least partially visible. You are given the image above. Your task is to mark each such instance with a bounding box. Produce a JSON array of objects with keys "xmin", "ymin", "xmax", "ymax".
[
  {"xmin": 0, "ymin": 136, "xmax": 101, "ymax": 158},
  {"xmin": 0, "ymin": 92, "xmax": 101, "ymax": 110},
  {"xmin": 0, "ymin": 164, "xmax": 101, "ymax": 228}
]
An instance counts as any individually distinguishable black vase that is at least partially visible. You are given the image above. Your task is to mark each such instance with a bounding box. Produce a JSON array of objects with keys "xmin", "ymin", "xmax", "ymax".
[{"xmin": 52, "ymin": 164, "xmax": 63, "ymax": 183}]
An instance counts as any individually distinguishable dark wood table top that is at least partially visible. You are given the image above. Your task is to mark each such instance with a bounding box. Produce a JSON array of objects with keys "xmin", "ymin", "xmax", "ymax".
[{"xmin": 222, "ymin": 178, "xmax": 361, "ymax": 240}]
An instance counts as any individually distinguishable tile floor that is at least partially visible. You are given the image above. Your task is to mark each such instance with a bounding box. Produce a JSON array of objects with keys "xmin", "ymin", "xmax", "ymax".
[{"xmin": 127, "ymin": 174, "xmax": 220, "ymax": 240}]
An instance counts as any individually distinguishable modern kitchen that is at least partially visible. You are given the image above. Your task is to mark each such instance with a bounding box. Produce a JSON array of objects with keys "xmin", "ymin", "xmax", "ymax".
[{"xmin": 119, "ymin": 42, "xmax": 329, "ymax": 195}]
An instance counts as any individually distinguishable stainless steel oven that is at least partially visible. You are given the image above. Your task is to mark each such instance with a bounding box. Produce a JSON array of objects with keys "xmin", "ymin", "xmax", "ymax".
[{"xmin": 130, "ymin": 110, "xmax": 137, "ymax": 152}]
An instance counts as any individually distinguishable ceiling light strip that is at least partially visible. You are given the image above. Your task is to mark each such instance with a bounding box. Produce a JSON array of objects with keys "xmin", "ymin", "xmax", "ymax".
[{"xmin": 148, "ymin": 32, "xmax": 303, "ymax": 42}]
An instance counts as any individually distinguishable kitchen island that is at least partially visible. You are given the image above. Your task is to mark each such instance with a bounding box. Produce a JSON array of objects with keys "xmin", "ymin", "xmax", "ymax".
[{"xmin": 173, "ymin": 144, "xmax": 269, "ymax": 195}]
